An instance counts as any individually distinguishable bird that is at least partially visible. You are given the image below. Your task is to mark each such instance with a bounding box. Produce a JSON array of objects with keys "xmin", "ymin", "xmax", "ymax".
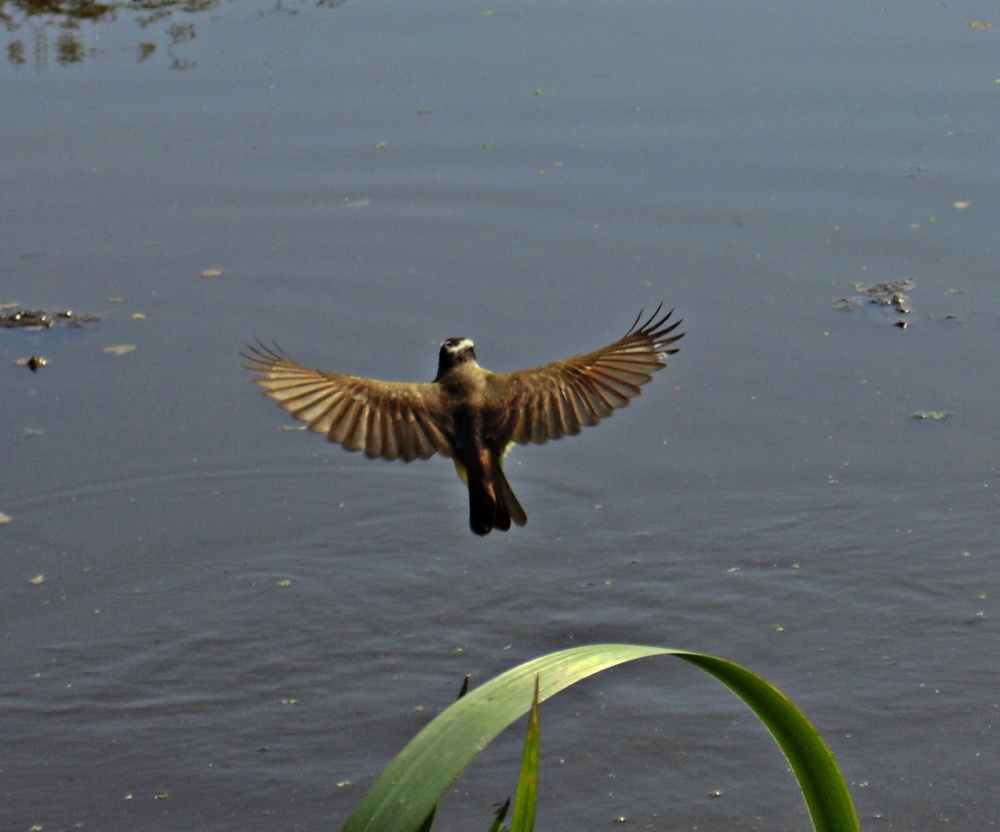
[{"xmin": 242, "ymin": 306, "xmax": 683, "ymax": 536}]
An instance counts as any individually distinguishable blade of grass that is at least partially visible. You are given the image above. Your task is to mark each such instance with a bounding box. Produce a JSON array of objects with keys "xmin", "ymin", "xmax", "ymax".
[
  {"xmin": 509, "ymin": 675, "xmax": 541, "ymax": 832},
  {"xmin": 342, "ymin": 644, "xmax": 665, "ymax": 832},
  {"xmin": 676, "ymin": 652, "xmax": 856, "ymax": 832},
  {"xmin": 341, "ymin": 644, "xmax": 859, "ymax": 832},
  {"xmin": 414, "ymin": 806, "xmax": 435, "ymax": 832}
]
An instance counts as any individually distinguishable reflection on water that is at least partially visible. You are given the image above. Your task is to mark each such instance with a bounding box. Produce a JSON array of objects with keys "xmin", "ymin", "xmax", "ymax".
[{"xmin": 2, "ymin": 0, "xmax": 346, "ymax": 70}]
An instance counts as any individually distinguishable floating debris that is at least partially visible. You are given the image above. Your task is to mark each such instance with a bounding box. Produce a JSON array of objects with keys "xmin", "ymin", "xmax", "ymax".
[
  {"xmin": 13, "ymin": 355, "xmax": 48, "ymax": 372},
  {"xmin": 103, "ymin": 344, "xmax": 136, "ymax": 356},
  {"xmin": 856, "ymin": 278, "xmax": 914, "ymax": 298},
  {"xmin": 835, "ymin": 279, "xmax": 914, "ymax": 325},
  {"xmin": 0, "ymin": 308, "xmax": 100, "ymax": 330},
  {"xmin": 913, "ymin": 411, "xmax": 952, "ymax": 421},
  {"xmin": 866, "ymin": 290, "xmax": 910, "ymax": 314}
]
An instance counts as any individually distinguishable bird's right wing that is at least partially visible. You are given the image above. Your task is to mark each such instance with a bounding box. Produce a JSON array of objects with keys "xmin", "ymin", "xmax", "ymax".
[
  {"xmin": 242, "ymin": 343, "xmax": 453, "ymax": 462},
  {"xmin": 491, "ymin": 306, "xmax": 684, "ymax": 445}
]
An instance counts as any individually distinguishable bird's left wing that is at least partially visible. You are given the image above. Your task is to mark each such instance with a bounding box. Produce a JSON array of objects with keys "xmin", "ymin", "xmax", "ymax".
[
  {"xmin": 490, "ymin": 306, "xmax": 684, "ymax": 445},
  {"xmin": 242, "ymin": 343, "xmax": 452, "ymax": 461}
]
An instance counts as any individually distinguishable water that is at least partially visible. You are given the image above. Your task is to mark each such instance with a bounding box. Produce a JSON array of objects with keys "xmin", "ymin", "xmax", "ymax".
[{"xmin": 3, "ymin": 0, "xmax": 999, "ymax": 829}]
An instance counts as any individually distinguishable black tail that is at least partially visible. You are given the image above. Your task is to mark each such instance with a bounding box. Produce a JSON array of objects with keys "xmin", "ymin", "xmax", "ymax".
[
  {"xmin": 466, "ymin": 453, "xmax": 528, "ymax": 536},
  {"xmin": 468, "ymin": 474, "xmax": 496, "ymax": 536},
  {"xmin": 494, "ymin": 465, "xmax": 527, "ymax": 530}
]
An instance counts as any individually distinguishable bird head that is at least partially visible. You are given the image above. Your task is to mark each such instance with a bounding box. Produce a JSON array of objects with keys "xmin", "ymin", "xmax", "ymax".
[{"xmin": 434, "ymin": 337, "xmax": 477, "ymax": 381}]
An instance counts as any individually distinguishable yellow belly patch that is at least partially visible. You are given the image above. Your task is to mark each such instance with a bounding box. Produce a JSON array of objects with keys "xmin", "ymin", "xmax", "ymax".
[{"xmin": 452, "ymin": 442, "xmax": 514, "ymax": 484}]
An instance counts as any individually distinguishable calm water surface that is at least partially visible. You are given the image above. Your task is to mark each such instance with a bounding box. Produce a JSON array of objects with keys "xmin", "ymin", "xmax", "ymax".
[{"xmin": 3, "ymin": 1, "xmax": 999, "ymax": 829}]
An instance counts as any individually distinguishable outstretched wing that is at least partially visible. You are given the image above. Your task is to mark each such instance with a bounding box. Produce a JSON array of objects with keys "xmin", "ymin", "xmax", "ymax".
[
  {"xmin": 242, "ymin": 343, "xmax": 452, "ymax": 462},
  {"xmin": 491, "ymin": 306, "xmax": 683, "ymax": 445}
]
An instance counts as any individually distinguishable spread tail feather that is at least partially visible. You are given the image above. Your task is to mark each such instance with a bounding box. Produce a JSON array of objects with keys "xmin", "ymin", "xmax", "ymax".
[
  {"xmin": 494, "ymin": 465, "xmax": 527, "ymax": 529},
  {"xmin": 468, "ymin": 476, "xmax": 497, "ymax": 536},
  {"xmin": 464, "ymin": 452, "xmax": 528, "ymax": 536}
]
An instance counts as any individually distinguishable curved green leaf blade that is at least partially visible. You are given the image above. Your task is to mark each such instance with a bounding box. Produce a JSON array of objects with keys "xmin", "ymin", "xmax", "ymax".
[
  {"xmin": 676, "ymin": 652, "xmax": 858, "ymax": 832},
  {"xmin": 340, "ymin": 644, "xmax": 859, "ymax": 832},
  {"xmin": 342, "ymin": 644, "xmax": 666, "ymax": 832}
]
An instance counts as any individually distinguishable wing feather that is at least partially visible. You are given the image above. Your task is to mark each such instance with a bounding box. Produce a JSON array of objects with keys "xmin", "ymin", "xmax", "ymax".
[
  {"xmin": 242, "ymin": 343, "xmax": 451, "ymax": 461},
  {"xmin": 558, "ymin": 384, "xmax": 586, "ymax": 434},
  {"xmin": 491, "ymin": 306, "xmax": 683, "ymax": 445}
]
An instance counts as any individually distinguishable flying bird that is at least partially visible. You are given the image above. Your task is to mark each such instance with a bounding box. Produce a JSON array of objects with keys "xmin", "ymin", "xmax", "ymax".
[{"xmin": 243, "ymin": 306, "xmax": 683, "ymax": 536}]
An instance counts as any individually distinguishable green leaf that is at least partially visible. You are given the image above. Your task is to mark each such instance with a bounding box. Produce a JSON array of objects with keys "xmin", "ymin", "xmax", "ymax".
[
  {"xmin": 509, "ymin": 676, "xmax": 540, "ymax": 832},
  {"xmin": 414, "ymin": 805, "xmax": 435, "ymax": 832},
  {"xmin": 676, "ymin": 651, "xmax": 858, "ymax": 832},
  {"xmin": 341, "ymin": 644, "xmax": 859, "ymax": 832}
]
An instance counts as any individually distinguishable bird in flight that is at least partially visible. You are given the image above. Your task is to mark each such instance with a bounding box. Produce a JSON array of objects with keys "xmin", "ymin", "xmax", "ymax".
[{"xmin": 243, "ymin": 306, "xmax": 683, "ymax": 536}]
